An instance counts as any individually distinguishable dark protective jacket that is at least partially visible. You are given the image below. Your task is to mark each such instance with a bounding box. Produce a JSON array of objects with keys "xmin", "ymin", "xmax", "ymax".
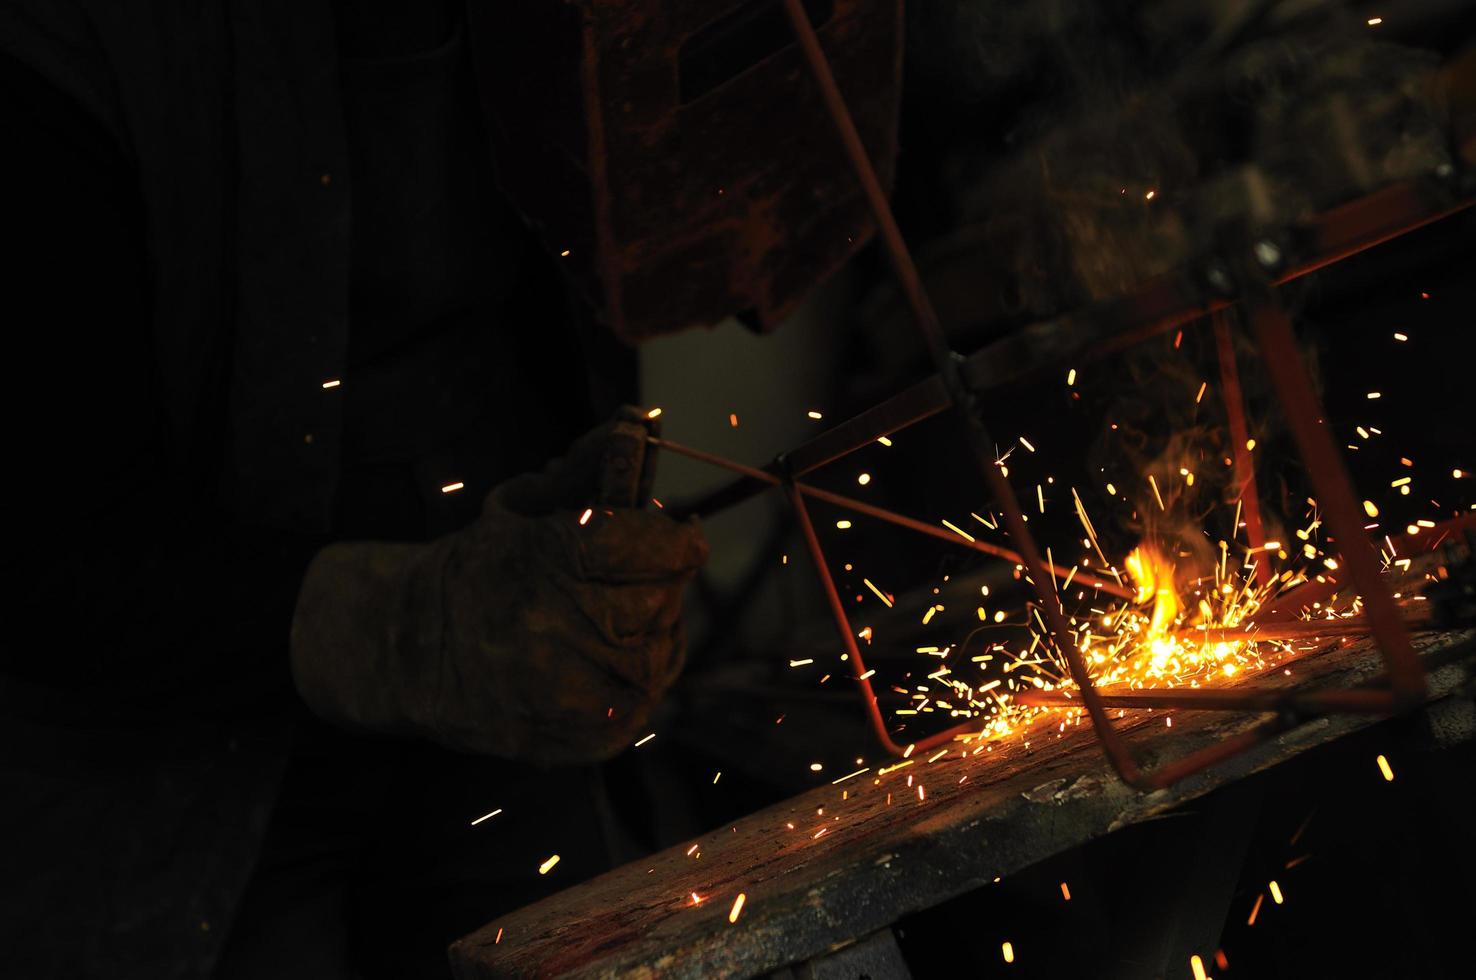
[{"xmin": 0, "ymin": 2, "xmax": 633, "ymax": 975}]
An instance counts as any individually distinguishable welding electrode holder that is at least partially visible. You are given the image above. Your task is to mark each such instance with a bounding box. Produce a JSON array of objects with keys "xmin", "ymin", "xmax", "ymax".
[{"xmin": 596, "ymin": 408, "xmax": 662, "ymax": 511}]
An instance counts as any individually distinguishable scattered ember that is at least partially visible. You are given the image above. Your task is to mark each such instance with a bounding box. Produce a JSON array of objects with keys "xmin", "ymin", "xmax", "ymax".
[{"xmin": 862, "ymin": 578, "xmax": 894, "ymax": 608}]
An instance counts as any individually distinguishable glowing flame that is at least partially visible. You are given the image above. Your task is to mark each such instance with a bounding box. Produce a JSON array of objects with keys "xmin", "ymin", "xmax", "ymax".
[{"xmin": 1125, "ymin": 544, "xmax": 1181, "ymax": 638}]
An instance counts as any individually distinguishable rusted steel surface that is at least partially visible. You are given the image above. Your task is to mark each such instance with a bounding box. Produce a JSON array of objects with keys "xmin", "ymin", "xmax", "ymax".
[{"xmin": 449, "ymin": 630, "xmax": 1475, "ymax": 979}]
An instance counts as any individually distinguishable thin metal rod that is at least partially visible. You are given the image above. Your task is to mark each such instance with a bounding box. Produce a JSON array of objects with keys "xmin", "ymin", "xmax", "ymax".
[
  {"xmin": 1246, "ymin": 300, "xmax": 1427, "ymax": 707},
  {"xmin": 1293, "ymin": 186, "xmax": 1471, "ymax": 279},
  {"xmin": 786, "ymin": 484, "xmax": 977, "ymax": 756},
  {"xmin": 780, "ymin": 0, "xmax": 947, "ymax": 360},
  {"xmin": 676, "ymin": 377, "xmax": 949, "ymax": 521},
  {"xmin": 1015, "ymin": 686, "xmax": 1399, "ymax": 714},
  {"xmin": 803, "ymin": 484, "xmax": 1127, "ymax": 598},
  {"xmin": 782, "ymin": 0, "xmax": 1148, "ymax": 787},
  {"xmin": 652, "ymin": 436, "xmax": 1132, "ymax": 599},
  {"xmin": 1171, "ymin": 613, "xmax": 1431, "ymax": 644},
  {"xmin": 1213, "ymin": 310, "xmax": 1268, "ymax": 575}
]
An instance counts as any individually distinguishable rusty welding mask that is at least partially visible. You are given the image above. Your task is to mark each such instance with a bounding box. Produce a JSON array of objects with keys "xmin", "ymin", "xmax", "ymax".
[{"xmin": 467, "ymin": 0, "xmax": 902, "ymax": 344}]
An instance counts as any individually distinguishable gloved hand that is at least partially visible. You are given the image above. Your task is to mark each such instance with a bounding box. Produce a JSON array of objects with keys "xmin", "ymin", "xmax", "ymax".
[{"xmin": 289, "ymin": 408, "xmax": 708, "ymax": 764}]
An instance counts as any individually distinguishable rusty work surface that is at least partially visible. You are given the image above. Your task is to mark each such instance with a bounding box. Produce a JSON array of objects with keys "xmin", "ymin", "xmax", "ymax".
[{"xmin": 451, "ymin": 629, "xmax": 1474, "ymax": 979}]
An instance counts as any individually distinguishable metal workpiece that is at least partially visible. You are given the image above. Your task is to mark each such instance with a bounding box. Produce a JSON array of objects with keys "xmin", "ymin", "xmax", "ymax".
[{"xmin": 655, "ymin": 4, "xmax": 1476, "ymax": 790}]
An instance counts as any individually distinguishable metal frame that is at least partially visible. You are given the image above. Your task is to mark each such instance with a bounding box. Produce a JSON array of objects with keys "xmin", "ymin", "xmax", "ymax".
[{"xmin": 654, "ymin": 0, "xmax": 1474, "ymax": 790}]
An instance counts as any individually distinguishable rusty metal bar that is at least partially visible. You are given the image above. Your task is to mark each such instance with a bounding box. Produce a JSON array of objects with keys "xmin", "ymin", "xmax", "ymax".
[
  {"xmin": 1171, "ymin": 612, "xmax": 1433, "ymax": 644},
  {"xmin": 676, "ymin": 376, "xmax": 950, "ymax": 521},
  {"xmin": 1213, "ymin": 310, "xmax": 1268, "ymax": 574},
  {"xmin": 1245, "ymin": 299, "xmax": 1427, "ymax": 708},
  {"xmin": 781, "ymin": 0, "xmax": 1149, "ymax": 784},
  {"xmin": 1247, "ymin": 503, "xmax": 1476, "ymax": 624},
  {"xmin": 1134, "ymin": 720, "xmax": 1297, "ymax": 790},
  {"xmin": 1015, "ymin": 686, "xmax": 1401, "ymax": 714},
  {"xmin": 1257, "ymin": 577, "xmax": 1345, "ymax": 623},
  {"xmin": 779, "ymin": 1, "xmax": 948, "ymax": 363},
  {"xmin": 653, "ymin": 435, "xmax": 1131, "ymax": 598},
  {"xmin": 785, "ymin": 484, "xmax": 976, "ymax": 755}
]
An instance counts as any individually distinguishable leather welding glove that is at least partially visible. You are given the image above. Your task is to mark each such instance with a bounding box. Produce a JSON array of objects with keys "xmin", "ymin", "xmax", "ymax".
[{"xmin": 289, "ymin": 408, "xmax": 708, "ymax": 764}]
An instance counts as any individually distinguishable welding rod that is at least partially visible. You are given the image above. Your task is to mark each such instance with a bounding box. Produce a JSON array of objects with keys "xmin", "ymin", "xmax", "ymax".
[{"xmin": 649, "ymin": 435, "xmax": 1133, "ymax": 600}]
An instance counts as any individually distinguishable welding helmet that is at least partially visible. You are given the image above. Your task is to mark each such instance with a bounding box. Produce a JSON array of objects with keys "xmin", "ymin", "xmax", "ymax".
[{"xmin": 468, "ymin": 0, "xmax": 902, "ymax": 343}]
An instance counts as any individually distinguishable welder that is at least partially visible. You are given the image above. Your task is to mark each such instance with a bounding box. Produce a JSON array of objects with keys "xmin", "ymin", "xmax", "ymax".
[{"xmin": 0, "ymin": 2, "xmax": 714, "ymax": 977}]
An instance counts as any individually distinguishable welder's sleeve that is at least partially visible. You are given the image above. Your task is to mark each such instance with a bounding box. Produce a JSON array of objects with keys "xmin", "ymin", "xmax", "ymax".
[{"xmin": 0, "ymin": 51, "xmax": 311, "ymax": 715}]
